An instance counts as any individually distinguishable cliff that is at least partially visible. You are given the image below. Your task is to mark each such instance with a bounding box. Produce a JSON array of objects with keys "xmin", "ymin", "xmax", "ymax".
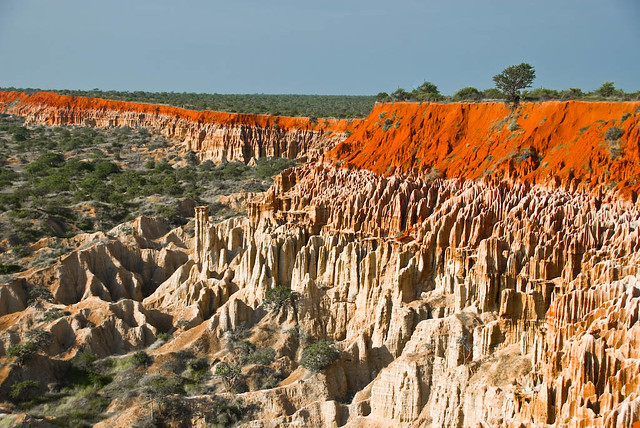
[
  {"xmin": 330, "ymin": 101, "xmax": 640, "ymax": 198},
  {"xmin": 1, "ymin": 100, "xmax": 640, "ymax": 427},
  {"xmin": 0, "ymin": 91, "xmax": 360, "ymax": 163}
]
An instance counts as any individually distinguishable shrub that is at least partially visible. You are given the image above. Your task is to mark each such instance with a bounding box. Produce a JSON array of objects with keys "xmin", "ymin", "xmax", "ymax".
[
  {"xmin": 215, "ymin": 362, "xmax": 242, "ymax": 391},
  {"xmin": 560, "ymin": 88, "xmax": 584, "ymax": 100},
  {"xmin": 390, "ymin": 88, "xmax": 409, "ymax": 101},
  {"xmin": 157, "ymin": 396, "xmax": 191, "ymax": 421},
  {"xmin": 604, "ymin": 126, "xmax": 624, "ymax": 141},
  {"xmin": 596, "ymin": 81, "xmax": 617, "ymax": 97},
  {"xmin": 26, "ymin": 152, "xmax": 65, "ymax": 176},
  {"xmin": 206, "ymin": 397, "xmax": 248, "ymax": 426},
  {"xmin": 186, "ymin": 357, "xmax": 209, "ymax": 372},
  {"xmin": 382, "ymin": 118, "xmax": 394, "ymax": 131},
  {"xmin": 0, "ymin": 263, "xmax": 22, "ymax": 274},
  {"xmin": 26, "ymin": 285, "xmax": 54, "ymax": 305},
  {"xmin": 156, "ymin": 332, "xmax": 172, "ymax": 343},
  {"xmin": 254, "ymin": 157, "xmax": 297, "ymax": 180},
  {"xmin": 10, "ymin": 380, "xmax": 40, "ymax": 402},
  {"xmin": 12, "ymin": 126, "xmax": 29, "ymax": 142},
  {"xmin": 523, "ymin": 88, "xmax": 560, "ymax": 101},
  {"xmin": 376, "ymin": 92, "xmax": 390, "ymax": 102},
  {"xmin": 413, "ymin": 81, "xmax": 439, "ymax": 95},
  {"xmin": 38, "ymin": 307, "xmax": 70, "ymax": 322},
  {"xmin": 453, "ymin": 87, "xmax": 483, "ymax": 101},
  {"xmin": 24, "ymin": 328, "xmax": 52, "ymax": 348},
  {"xmin": 246, "ymin": 347, "xmax": 276, "ymax": 366},
  {"xmin": 73, "ymin": 351, "xmax": 98, "ymax": 371},
  {"xmin": 141, "ymin": 374, "xmax": 184, "ymax": 396},
  {"xmin": 132, "ymin": 351, "xmax": 152, "ymax": 367},
  {"xmin": 263, "ymin": 286, "xmax": 298, "ymax": 311},
  {"xmin": 7, "ymin": 342, "xmax": 39, "ymax": 366},
  {"xmin": 482, "ymin": 88, "xmax": 505, "ymax": 99},
  {"xmin": 300, "ymin": 340, "xmax": 340, "ymax": 372}
]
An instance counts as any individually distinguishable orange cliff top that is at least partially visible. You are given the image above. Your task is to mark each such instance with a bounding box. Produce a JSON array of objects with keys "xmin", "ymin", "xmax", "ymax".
[
  {"xmin": 0, "ymin": 91, "xmax": 361, "ymax": 133},
  {"xmin": 328, "ymin": 101, "xmax": 640, "ymax": 198}
]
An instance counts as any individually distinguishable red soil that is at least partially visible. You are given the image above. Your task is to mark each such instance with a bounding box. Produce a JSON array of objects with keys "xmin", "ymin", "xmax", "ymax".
[
  {"xmin": 0, "ymin": 91, "xmax": 359, "ymax": 133},
  {"xmin": 328, "ymin": 101, "xmax": 640, "ymax": 199}
]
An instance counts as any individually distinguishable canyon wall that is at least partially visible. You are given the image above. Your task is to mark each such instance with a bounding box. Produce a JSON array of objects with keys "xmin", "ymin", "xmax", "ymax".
[
  {"xmin": 330, "ymin": 101, "xmax": 640, "ymax": 199},
  {"xmin": 2, "ymin": 99, "xmax": 640, "ymax": 426},
  {"xmin": 0, "ymin": 91, "xmax": 360, "ymax": 163}
]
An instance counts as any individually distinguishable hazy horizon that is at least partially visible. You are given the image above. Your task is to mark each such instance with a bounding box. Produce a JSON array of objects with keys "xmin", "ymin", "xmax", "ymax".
[{"xmin": 1, "ymin": 0, "xmax": 638, "ymax": 95}]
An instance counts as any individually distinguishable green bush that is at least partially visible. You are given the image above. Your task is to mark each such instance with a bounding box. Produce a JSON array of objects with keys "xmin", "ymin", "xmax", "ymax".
[
  {"xmin": 206, "ymin": 397, "xmax": 247, "ymax": 426},
  {"xmin": 38, "ymin": 307, "xmax": 70, "ymax": 322},
  {"xmin": 0, "ymin": 166, "xmax": 19, "ymax": 189},
  {"xmin": 73, "ymin": 351, "xmax": 98, "ymax": 371},
  {"xmin": 300, "ymin": 340, "xmax": 340, "ymax": 372},
  {"xmin": 0, "ymin": 263, "xmax": 22, "ymax": 274},
  {"xmin": 215, "ymin": 362, "xmax": 242, "ymax": 391},
  {"xmin": 605, "ymin": 126, "xmax": 624, "ymax": 141},
  {"xmin": 24, "ymin": 328, "xmax": 52, "ymax": 348},
  {"xmin": 246, "ymin": 347, "xmax": 276, "ymax": 366},
  {"xmin": 132, "ymin": 351, "xmax": 152, "ymax": 367},
  {"xmin": 12, "ymin": 126, "xmax": 29, "ymax": 142},
  {"xmin": 26, "ymin": 152, "xmax": 65, "ymax": 176},
  {"xmin": 263, "ymin": 286, "xmax": 298, "ymax": 311},
  {"xmin": 382, "ymin": 118, "xmax": 394, "ymax": 131},
  {"xmin": 522, "ymin": 88, "xmax": 560, "ymax": 101},
  {"xmin": 596, "ymin": 81, "xmax": 618, "ymax": 97},
  {"xmin": 254, "ymin": 157, "xmax": 297, "ymax": 180},
  {"xmin": 10, "ymin": 380, "xmax": 40, "ymax": 402},
  {"xmin": 156, "ymin": 332, "xmax": 172, "ymax": 343},
  {"xmin": 26, "ymin": 285, "xmax": 54, "ymax": 305},
  {"xmin": 390, "ymin": 88, "xmax": 410, "ymax": 101},
  {"xmin": 560, "ymin": 88, "xmax": 584, "ymax": 100},
  {"xmin": 453, "ymin": 87, "xmax": 483, "ymax": 101},
  {"xmin": 7, "ymin": 341, "xmax": 39, "ymax": 365}
]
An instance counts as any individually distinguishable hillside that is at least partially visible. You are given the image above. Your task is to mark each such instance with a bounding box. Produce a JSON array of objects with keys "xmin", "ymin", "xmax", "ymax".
[
  {"xmin": 0, "ymin": 98, "xmax": 639, "ymax": 427},
  {"xmin": 0, "ymin": 91, "xmax": 360, "ymax": 164},
  {"xmin": 330, "ymin": 100, "xmax": 640, "ymax": 198}
]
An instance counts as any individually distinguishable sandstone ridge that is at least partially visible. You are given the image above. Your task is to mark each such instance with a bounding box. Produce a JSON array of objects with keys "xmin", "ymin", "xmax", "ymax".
[
  {"xmin": 0, "ymin": 91, "xmax": 360, "ymax": 164},
  {"xmin": 329, "ymin": 101, "xmax": 640, "ymax": 198},
  {"xmin": 1, "ymin": 98, "xmax": 639, "ymax": 427}
]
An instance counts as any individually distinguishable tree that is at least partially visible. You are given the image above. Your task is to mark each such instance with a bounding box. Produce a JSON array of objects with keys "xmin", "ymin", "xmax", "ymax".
[
  {"xmin": 263, "ymin": 286, "xmax": 298, "ymax": 312},
  {"xmin": 596, "ymin": 81, "xmax": 617, "ymax": 98},
  {"xmin": 300, "ymin": 340, "xmax": 340, "ymax": 372},
  {"xmin": 414, "ymin": 81, "xmax": 439, "ymax": 95},
  {"xmin": 10, "ymin": 380, "xmax": 40, "ymax": 402},
  {"xmin": 453, "ymin": 87, "xmax": 483, "ymax": 101},
  {"xmin": 390, "ymin": 88, "xmax": 410, "ymax": 101},
  {"xmin": 493, "ymin": 63, "xmax": 536, "ymax": 108},
  {"xmin": 215, "ymin": 362, "xmax": 242, "ymax": 391}
]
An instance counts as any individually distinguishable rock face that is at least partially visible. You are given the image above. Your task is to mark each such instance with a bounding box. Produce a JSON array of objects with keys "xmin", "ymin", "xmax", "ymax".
[
  {"xmin": 329, "ymin": 100, "xmax": 640, "ymax": 198},
  {"xmin": 0, "ymin": 91, "xmax": 359, "ymax": 164},
  {"xmin": 240, "ymin": 163, "xmax": 640, "ymax": 427},
  {"xmin": 1, "ymin": 100, "xmax": 639, "ymax": 427}
]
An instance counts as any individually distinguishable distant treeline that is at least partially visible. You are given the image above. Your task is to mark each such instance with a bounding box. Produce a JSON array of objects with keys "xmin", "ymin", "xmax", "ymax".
[
  {"xmin": 0, "ymin": 87, "xmax": 376, "ymax": 118},
  {"xmin": 2, "ymin": 82, "xmax": 637, "ymax": 122},
  {"xmin": 376, "ymin": 81, "xmax": 640, "ymax": 103}
]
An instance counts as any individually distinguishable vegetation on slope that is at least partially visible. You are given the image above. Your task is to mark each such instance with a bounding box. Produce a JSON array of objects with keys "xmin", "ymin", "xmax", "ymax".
[
  {"xmin": 0, "ymin": 113, "xmax": 296, "ymax": 272},
  {"xmin": 377, "ymin": 80, "xmax": 640, "ymax": 103},
  {"xmin": 0, "ymin": 87, "xmax": 377, "ymax": 118}
]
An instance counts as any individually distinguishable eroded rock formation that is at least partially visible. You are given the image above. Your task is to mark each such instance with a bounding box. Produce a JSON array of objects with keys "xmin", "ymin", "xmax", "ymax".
[
  {"xmin": 1, "ymin": 100, "xmax": 639, "ymax": 427},
  {"xmin": 0, "ymin": 91, "xmax": 359, "ymax": 163}
]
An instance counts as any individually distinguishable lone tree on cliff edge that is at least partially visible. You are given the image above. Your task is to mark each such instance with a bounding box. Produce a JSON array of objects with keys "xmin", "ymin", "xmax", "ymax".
[{"xmin": 493, "ymin": 63, "xmax": 536, "ymax": 109}]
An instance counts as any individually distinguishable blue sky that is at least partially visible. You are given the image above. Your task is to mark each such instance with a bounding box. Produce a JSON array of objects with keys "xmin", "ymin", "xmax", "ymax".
[{"xmin": 0, "ymin": 0, "xmax": 638, "ymax": 94}]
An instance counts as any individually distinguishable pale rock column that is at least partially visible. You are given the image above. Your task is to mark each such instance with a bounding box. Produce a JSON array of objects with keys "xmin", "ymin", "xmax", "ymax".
[{"xmin": 194, "ymin": 206, "xmax": 210, "ymax": 265}]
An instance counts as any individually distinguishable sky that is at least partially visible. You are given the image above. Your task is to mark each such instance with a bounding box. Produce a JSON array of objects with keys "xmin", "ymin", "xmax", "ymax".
[{"xmin": 0, "ymin": 0, "xmax": 638, "ymax": 95}]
